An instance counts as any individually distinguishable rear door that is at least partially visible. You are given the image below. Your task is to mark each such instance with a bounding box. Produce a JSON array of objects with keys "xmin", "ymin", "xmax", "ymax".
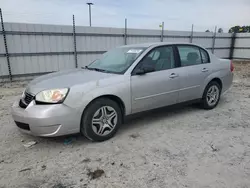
[
  {"xmin": 175, "ymin": 45, "xmax": 211, "ymax": 102},
  {"xmin": 130, "ymin": 45, "xmax": 180, "ymax": 113}
]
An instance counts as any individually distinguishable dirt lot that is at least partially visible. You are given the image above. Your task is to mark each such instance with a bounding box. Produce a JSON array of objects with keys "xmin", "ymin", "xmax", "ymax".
[{"xmin": 0, "ymin": 61, "xmax": 250, "ymax": 188}]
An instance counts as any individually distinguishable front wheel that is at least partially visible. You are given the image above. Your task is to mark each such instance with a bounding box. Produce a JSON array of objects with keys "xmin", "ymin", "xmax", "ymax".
[
  {"xmin": 81, "ymin": 98, "xmax": 122, "ymax": 142},
  {"xmin": 201, "ymin": 81, "xmax": 221, "ymax": 109}
]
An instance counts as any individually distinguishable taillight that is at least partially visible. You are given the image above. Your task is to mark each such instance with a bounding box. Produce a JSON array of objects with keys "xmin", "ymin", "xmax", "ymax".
[{"xmin": 230, "ymin": 61, "xmax": 234, "ymax": 72}]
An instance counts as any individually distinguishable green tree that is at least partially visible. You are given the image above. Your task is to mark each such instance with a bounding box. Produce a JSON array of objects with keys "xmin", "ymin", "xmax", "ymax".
[
  {"xmin": 218, "ymin": 28, "xmax": 223, "ymax": 33},
  {"xmin": 229, "ymin": 25, "xmax": 250, "ymax": 33}
]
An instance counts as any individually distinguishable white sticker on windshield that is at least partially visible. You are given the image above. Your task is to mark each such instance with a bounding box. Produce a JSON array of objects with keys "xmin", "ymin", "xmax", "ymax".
[{"xmin": 127, "ymin": 49, "xmax": 143, "ymax": 54}]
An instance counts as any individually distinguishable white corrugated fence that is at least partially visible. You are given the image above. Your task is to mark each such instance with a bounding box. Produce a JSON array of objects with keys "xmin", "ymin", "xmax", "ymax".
[{"xmin": 0, "ymin": 22, "xmax": 249, "ymax": 82}]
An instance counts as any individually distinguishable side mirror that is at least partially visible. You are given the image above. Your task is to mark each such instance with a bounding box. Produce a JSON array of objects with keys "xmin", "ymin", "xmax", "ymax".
[{"xmin": 134, "ymin": 66, "xmax": 155, "ymax": 75}]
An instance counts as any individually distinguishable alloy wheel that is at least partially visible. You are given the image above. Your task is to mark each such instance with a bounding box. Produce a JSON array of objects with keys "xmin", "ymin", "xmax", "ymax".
[
  {"xmin": 206, "ymin": 85, "xmax": 219, "ymax": 106},
  {"xmin": 91, "ymin": 106, "xmax": 118, "ymax": 136}
]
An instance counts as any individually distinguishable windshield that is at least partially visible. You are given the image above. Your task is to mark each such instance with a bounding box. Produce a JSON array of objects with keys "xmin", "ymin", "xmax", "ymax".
[{"xmin": 87, "ymin": 47, "xmax": 146, "ymax": 74}]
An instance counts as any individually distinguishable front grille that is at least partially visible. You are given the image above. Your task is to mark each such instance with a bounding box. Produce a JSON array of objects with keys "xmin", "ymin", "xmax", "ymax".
[
  {"xmin": 19, "ymin": 99, "xmax": 27, "ymax": 108},
  {"xmin": 24, "ymin": 92, "xmax": 34, "ymax": 104},
  {"xmin": 19, "ymin": 92, "xmax": 34, "ymax": 109},
  {"xmin": 15, "ymin": 121, "xmax": 30, "ymax": 130}
]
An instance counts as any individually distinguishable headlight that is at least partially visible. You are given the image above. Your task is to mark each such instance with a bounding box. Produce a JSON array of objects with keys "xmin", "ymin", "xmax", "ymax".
[{"xmin": 35, "ymin": 88, "xmax": 69, "ymax": 103}]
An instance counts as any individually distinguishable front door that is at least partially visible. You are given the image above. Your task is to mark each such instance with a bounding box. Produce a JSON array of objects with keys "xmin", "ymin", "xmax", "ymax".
[
  {"xmin": 131, "ymin": 45, "xmax": 180, "ymax": 113},
  {"xmin": 176, "ymin": 45, "xmax": 211, "ymax": 102}
]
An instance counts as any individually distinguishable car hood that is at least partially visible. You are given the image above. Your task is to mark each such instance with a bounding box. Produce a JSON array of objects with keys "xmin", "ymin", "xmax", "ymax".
[{"xmin": 26, "ymin": 69, "xmax": 118, "ymax": 95}]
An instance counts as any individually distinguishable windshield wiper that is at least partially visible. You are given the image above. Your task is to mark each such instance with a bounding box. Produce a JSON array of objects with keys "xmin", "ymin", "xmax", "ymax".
[
  {"xmin": 82, "ymin": 66, "xmax": 90, "ymax": 70},
  {"xmin": 82, "ymin": 66, "xmax": 109, "ymax": 73}
]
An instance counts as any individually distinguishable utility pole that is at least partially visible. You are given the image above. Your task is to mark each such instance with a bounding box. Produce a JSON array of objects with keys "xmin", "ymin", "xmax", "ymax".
[
  {"xmin": 160, "ymin": 22, "xmax": 164, "ymax": 42},
  {"xmin": 212, "ymin": 26, "xmax": 217, "ymax": 54},
  {"xmin": 190, "ymin": 24, "xmax": 194, "ymax": 43},
  {"xmin": 124, "ymin": 18, "xmax": 127, "ymax": 45},
  {"xmin": 86, "ymin": 2, "xmax": 93, "ymax": 27}
]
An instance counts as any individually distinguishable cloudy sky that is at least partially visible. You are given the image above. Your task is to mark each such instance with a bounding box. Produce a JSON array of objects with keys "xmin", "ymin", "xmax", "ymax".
[{"xmin": 1, "ymin": 0, "xmax": 250, "ymax": 32}]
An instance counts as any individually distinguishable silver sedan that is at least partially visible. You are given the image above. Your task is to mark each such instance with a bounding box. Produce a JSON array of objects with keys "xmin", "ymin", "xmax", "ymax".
[{"xmin": 11, "ymin": 42, "xmax": 233, "ymax": 141}]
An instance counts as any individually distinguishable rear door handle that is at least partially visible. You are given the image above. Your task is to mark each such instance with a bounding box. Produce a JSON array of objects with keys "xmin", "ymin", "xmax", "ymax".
[
  {"xmin": 202, "ymin": 68, "xmax": 209, "ymax": 72},
  {"xmin": 169, "ymin": 73, "xmax": 178, "ymax": 78}
]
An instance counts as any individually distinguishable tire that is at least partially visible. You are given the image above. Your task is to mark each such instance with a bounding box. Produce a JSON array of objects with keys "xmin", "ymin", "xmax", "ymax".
[
  {"xmin": 81, "ymin": 98, "xmax": 122, "ymax": 142},
  {"xmin": 200, "ymin": 81, "xmax": 221, "ymax": 110}
]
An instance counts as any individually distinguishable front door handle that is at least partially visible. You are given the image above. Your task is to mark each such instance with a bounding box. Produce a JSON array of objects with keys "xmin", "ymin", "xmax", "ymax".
[
  {"xmin": 202, "ymin": 68, "xmax": 209, "ymax": 72},
  {"xmin": 169, "ymin": 73, "xmax": 178, "ymax": 78}
]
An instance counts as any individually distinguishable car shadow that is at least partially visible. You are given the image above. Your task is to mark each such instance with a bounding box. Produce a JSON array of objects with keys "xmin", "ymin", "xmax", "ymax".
[
  {"xmin": 29, "ymin": 96, "xmax": 229, "ymax": 146},
  {"xmin": 120, "ymin": 95, "xmax": 229, "ymax": 133},
  {"xmin": 119, "ymin": 103, "xmax": 200, "ymax": 132},
  {"xmin": 29, "ymin": 104, "xmax": 198, "ymax": 146}
]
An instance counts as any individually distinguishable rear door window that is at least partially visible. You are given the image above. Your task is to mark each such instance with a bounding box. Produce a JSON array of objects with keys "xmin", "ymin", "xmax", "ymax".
[
  {"xmin": 200, "ymin": 48, "xmax": 210, "ymax": 63},
  {"xmin": 177, "ymin": 46, "xmax": 202, "ymax": 67}
]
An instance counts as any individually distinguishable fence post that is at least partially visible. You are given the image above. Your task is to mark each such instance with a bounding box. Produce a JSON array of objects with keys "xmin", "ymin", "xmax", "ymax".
[
  {"xmin": 212, "ymin": 26, "xmax": 217, "ymax": 54},
  {"xmin": 229, "ymin": 32, "xmax": 236, "ymax": 59},
  {"xmin": 0, "ymin": 8, "xmax": 12, "ymax": 81},
  {"xmin": 124, "ymin": 18, "xmax": 127, "ymax": 45},
  {"xmin": 160, "ymin": 22, "xmax": 164, "ymax": 42},
  {"xmin": 72, "ymin": 15, "xmax": 78, "ymax": 68},
  {"xmin": 190, "ymin": 24, "xmax": 194, "ymax": 43}
]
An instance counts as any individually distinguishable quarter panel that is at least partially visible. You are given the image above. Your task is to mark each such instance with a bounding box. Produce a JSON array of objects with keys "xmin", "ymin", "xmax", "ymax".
[
  {"xmin": 200, "ymin": 56, "xmax": 232, "ymax": 97},
  {"xmin": 201, "ymin": 69, "xmax": 233, "ymax": 97}
]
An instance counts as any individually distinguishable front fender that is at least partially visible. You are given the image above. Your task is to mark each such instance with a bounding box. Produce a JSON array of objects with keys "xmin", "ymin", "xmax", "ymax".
[{"xmin": 64, "ymin": 77, "xmax": 131, "ymax": 116}]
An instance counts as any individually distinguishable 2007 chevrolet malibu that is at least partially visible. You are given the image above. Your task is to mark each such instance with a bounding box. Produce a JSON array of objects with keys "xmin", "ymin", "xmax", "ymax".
[{"xmin": 11, "ymin": 42, "xmax": 233, "ymax": 141}]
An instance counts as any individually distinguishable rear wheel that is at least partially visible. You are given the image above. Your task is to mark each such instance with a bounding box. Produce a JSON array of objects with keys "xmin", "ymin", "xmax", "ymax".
[
  {"xmin": 201, "ymin": 81, "xmax": 221, "ymax": 109},
  {"xmin": 81, "ymin": 98, "xmax": 122, "ymax": 142}
]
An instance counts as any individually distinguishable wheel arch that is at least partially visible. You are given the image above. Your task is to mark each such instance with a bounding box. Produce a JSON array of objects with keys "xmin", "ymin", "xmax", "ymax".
[
  {"xmin": 208, "ymin": 78, "xmax": 222, "ymax": 89},
  {"xmin": 202, "ymin": 77, "xmax": 223, "ymax": 98},
  {"xmin": 200, "ymin": 77, "xmax": 222, "ymax": 109},
  {"xmin": 83, "ymin": 94, "xmax": 126, "ymax": 121}
]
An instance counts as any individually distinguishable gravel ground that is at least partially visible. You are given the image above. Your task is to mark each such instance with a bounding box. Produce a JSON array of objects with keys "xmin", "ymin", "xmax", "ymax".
[{"xmin": 0, "ymin": 62, "xmax": 250, "ymax": 188}]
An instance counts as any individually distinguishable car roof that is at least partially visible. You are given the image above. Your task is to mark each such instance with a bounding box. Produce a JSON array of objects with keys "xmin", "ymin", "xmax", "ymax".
[{"xmin": 119, "ymin": 42, "xmax": 203, "ymax": 49}]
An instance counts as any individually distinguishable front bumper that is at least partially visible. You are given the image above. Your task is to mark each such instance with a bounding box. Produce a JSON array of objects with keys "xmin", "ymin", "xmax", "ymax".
[{"xmin": 11, "ymin": 99, "xmax": 80, "ymax": 137}]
